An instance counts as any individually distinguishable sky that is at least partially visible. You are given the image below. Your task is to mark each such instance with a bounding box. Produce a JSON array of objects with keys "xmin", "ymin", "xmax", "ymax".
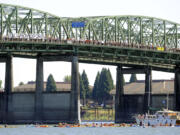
[{"xmin": 0, "ymin": 0, "xmax": 179, "ymax": 87}]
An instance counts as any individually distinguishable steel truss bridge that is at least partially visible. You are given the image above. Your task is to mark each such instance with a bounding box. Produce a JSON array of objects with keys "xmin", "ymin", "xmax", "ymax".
[{"xmin": 1, "ymin": 3, "xmax": 180, "ymax": 71}]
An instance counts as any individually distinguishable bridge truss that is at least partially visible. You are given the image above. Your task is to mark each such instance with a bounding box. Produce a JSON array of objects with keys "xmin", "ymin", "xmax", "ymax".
[{"xmin": 1, "ymin": 3, "xmax": 180, "ymax": 71}]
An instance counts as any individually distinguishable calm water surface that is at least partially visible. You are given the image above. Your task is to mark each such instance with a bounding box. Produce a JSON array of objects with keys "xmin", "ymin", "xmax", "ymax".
[{"xmin": 0, "ymin": 126, "xmax": 180, "ymax": 135}]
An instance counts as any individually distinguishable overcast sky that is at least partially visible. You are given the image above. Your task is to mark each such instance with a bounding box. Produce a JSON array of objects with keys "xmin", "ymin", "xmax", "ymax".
[{"xmin": 0, "ymin": 0, "xmax": 179, "ymax": 86}]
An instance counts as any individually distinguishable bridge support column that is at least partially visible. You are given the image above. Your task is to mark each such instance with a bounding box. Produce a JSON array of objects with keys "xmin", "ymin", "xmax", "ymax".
[
  {"xmin": 4, "ymin": 55, "xmax": 14, "ymax": 123},
  {"xmin": 174, "ymin": 68, "xmax": 180, "ymax": 111},
  {"xmin": 70, "ymin": 56, "xmax": 80, "ymax": 124},
  {"xmin": 115, "ymin": 65, "xmax": 125, "ymax": 123},
  {"xmin": 35, "ymin": 55, "xmax": 44, "ymax": 122},
  {"xmin": 143, "ymin": 68, "xmax": 152, "ymax": 113}
]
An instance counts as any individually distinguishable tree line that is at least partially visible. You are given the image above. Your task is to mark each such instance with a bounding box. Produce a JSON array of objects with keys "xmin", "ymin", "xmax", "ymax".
[{"xmin": 92, "ymin": 68, "xmax": 114, "ymax": 105}]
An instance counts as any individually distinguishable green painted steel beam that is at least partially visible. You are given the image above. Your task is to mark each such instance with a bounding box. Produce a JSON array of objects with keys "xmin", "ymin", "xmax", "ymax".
[
  {"xmin": 15, "ymin": 7, "xmax": 18, "ymax": 33},
  {"xmin": 140, "ymin": 17, "xmax": 143, "ymax": 44},
  {"xmin": 0, "ymin": 5, "xmax": 3, "ymax": 39},
  {"xmin": 163, "ymin": 21, "xmax": 166, "ymax": 49},
  {"xmin": 0, "ymin": 41, "xmax": 180, "ymax": 67},
  {"xmin": 176, "ymin": 24, "xmax": 178, "ymax": 48}
]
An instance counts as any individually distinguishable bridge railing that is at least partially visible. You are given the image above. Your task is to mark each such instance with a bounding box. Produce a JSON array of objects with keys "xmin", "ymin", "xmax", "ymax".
[{"xmin": 1, "ymin": 34, "xmax": 180, "ymax": 53}]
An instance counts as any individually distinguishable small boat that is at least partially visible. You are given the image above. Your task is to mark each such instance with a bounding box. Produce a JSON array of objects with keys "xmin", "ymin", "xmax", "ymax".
[
  {"xmin": 135, "ymin": 83, "xmax": 180, "ymax": 127},
  {"xmin": 135, "ymin": 109, "xmax": 180, "ymax": 126}
]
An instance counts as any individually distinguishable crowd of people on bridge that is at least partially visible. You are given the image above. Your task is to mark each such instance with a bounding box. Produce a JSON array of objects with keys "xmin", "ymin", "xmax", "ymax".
[{"xmin": 1, "ymin": 34, "xmax": 179, "ymax": 53}]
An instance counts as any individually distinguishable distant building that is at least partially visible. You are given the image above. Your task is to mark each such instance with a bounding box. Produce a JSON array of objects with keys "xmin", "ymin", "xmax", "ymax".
[
  {"xmin": 14, "ymin": 81, "xmax": 71, "ymax": 92},
  {"xmin": 14, "ymin": 81, "xmax": 93, "ymax": 92},
  {"xmin": 110, "ymin": 79, "xmax": 175, "ymax": 122},
  {"xmin": 13, "ymin": 81, "xmax": 93, "ymax": 105},
  {"xmin": 3, "ymin": 79, "xmax": 176, "ymax": 122},
  {"xmin": 110, "ymin": 79, "xmax": 174, "ymax": 95}
]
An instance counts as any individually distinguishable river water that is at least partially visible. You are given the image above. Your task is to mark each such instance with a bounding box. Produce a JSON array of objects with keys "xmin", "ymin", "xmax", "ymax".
[{"xmin": 0, "ymin": 126, "xmax": 180, "ymax": 135}]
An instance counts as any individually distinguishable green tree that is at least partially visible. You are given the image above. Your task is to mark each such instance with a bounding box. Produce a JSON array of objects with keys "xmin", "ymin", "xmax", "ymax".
[
  {"xmin": 80, "ymin": 70, "xmax": 90, "ymax": 105},
  {"xmin": 46, "ymin": 74, "xmax": 57, "ymax": 92},
  {"xmin": 97, "ymin": 68, "xmax": 114, "ymax": 105},
  {"xmin": 107, "ymin": 69, "xmax": 114, "ymax": 90},
  {"xmin": 129, "ymin": 74, "xmax": 137, "ymax": 83},
  {"xmin": 0, "ymin": 80, "xmax": 2, "ymax": 88},
  {"xmin": 80, "ymin": 76, "xmax": 86, "ymax": 105},
  {"xmin": 63, "ymin": 75, "xmax": 71, "ymax": 83},
  {"xmin": 19, "ymin": 82, "xmax": 24, "ymax": 86},
  {"xmin": 81, "ymin": 70, "xmax": 90, "ymax": 97},
  {"xmin": 123, "ymin": 75, "xmax": 125, "ymax": 85},
  {"xmin": 92, "ymin": 72, "xmax": 100, "ymax": 101},
  {"xmin": 119, "ymin": 75, "xmax": 125, "ymax": 86}
]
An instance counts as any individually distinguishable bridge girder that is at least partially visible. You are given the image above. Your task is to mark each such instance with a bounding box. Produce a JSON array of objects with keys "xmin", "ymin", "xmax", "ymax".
[{"xmin": 0, "ymin": 41, "xmax": 178, "ymax": 71}]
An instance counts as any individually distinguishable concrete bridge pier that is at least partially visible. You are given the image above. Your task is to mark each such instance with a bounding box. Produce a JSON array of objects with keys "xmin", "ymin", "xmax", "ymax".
[
  {"xmin": 143, "ymin": 68, "xmax": 152, "ymax": 113},
  {"xmin": 4, "ymin": 55, "xmax": 14, "ymax": 123},
  {"xmin": 174, "ymin": 68, "xmax": 180, "ymax": 111},
  {"xmin": 115, "ymin": 66, "xmax": 152, "ymax": 123},
  {"xmin": 115, "ymin": 65, "xmax": 125, "ymax": 123},
  {"xmin": 35, "ymin": 55, "xmax": 44, "ymax": 122},
  {"xmin": 70, "ymin": 56, "xmax": 81, "ymax": 124}
]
